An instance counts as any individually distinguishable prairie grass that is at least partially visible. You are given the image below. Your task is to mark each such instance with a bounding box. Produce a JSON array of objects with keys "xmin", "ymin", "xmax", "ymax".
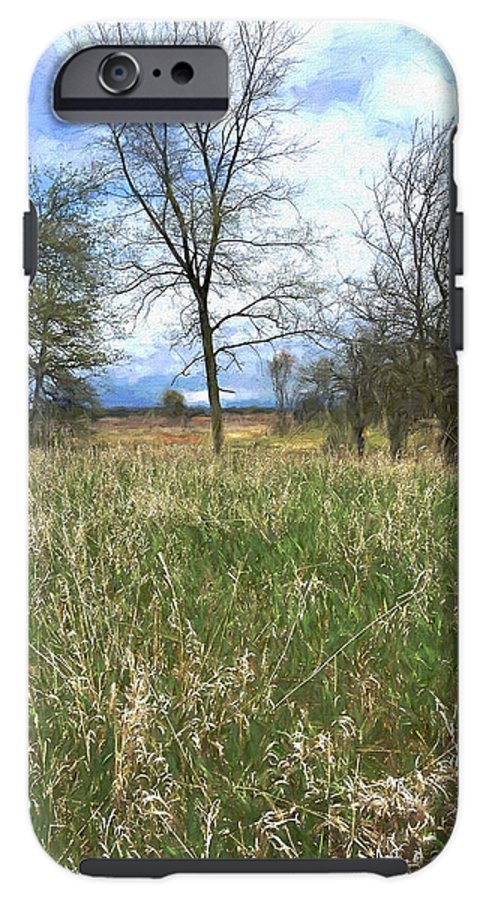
[{"xmin": 29, "ymin": 439, "xmax": 457, "ymax": 870}]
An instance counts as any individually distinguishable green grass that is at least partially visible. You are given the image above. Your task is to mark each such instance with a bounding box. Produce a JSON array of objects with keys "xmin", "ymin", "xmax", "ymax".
[{"xmin": 29, "ymin": 440, "xmax": 457, "ymax": 870}]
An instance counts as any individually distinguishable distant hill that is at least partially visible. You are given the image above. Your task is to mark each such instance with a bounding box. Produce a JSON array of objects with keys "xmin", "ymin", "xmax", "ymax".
[{"xmin": 96, "ymin": 371, "xmax": 276, "ymax": 410}]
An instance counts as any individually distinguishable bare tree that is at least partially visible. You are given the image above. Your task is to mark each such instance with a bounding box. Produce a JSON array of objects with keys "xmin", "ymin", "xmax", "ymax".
[
  {"xmin": 333, "ymin": 335, "xmax": 380, "ymax": 459},
  {"xmin": 292, "ymin": 356, "xmax": 335, "ymax": 424},
  {"xmin": 269, "ymin": 350, "xmax": 296, "ymax": 433},
  {"xmin": 87, "ymin": 22, "xmax": 326, "ymax": 453},
  {"xmin": 344, "ymin": 120, "xmax": 457, "ymax": 462}
]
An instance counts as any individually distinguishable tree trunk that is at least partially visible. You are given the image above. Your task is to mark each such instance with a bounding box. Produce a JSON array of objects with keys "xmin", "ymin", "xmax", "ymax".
[
  {"xmin": 30, "ymin": 310, "xmax": 49, "ymax": 444},
  {"xmin": 436, "ymin": 351, "xmax": 458, "ymax": 466},
  {"xmin": 199, "ymin": 303, "xmax": 223, "ymax": 455},
  {"xmin": 30, "ymin": 357, "xmax": 45, "ymax": 444},
  {"xmin": 387, "ymin": 413, "xmax": 408, "ymax": 461},
  {"xmin": 278, "ymin": 408, "xmax": 287, "ymax": 435},
  {"xmin": 438, "ymin": 412, "xmax": 458, "ymax": 465},
  {"xmin": 354, "ymin": 424, "xmax": 365, "ymax": 459}
]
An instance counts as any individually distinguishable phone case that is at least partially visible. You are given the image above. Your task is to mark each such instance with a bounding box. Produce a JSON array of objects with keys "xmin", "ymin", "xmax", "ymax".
[{"xmin": 28, "ymin": 21, "xmax": 460, "ymax": 877}]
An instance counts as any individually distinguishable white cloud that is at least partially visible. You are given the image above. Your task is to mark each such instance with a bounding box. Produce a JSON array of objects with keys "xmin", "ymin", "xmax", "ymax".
[
  {"xmin": 364, "ymin": 59, "xmax": 457, "ymax": 127},
  {"xmin": 183, "ymin": 390, "xmax": 209, "ymax": 404}
]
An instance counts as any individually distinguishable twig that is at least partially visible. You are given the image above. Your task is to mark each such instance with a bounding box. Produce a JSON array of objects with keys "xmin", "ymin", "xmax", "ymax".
[{"xmin": 272, "ymin": 571, "xmax": 426, "ymax": 710}]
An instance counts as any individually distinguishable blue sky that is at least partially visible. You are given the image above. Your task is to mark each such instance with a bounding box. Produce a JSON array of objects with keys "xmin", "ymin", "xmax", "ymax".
[{"xmin": 30, "ymin": 22, "xmax": 457, "ymax": 408}]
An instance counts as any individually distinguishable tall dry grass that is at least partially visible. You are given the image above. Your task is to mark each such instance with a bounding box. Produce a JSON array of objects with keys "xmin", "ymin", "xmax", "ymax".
[{"xmin": 29, "ymin": 442, "xmax": 457, "ymax": 869}]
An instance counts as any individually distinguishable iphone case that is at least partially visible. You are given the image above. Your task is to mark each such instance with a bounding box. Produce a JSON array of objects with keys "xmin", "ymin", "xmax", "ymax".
[{"xmin": 28, "ymin": 21, "xmax": 460, "ymax": 876}]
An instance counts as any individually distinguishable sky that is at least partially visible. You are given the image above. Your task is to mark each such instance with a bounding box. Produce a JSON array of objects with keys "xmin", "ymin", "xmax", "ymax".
[{"xmin": 29, "ymin": 21, "xmax": 457, "ymax": 408}]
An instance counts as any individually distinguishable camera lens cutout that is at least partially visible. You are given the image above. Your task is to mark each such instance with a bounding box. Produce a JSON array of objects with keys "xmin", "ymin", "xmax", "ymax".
[
  {"xmin": 98, "ymin": 53, "xmax": 140, "ymax": 94},
  {"xmin": 171, "ymin": 62, "xmax": 194, "ymax": 85}
]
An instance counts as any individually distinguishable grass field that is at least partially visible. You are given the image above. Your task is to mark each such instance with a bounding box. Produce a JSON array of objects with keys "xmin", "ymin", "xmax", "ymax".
[{"xmin": 29, "ymin": 422, "xmax": 457, "ymax": 870}]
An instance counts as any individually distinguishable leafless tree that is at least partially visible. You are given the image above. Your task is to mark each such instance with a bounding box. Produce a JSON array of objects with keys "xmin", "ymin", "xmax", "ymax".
[
  {"xmin": 293, "ymin": 356, "xmax": 335, "ymax": 424},
  {"xmin": 344, "ymin": 119, "xmax": 457, "ymax": 462},
  {"xmin": 78, "ymin": 22, "xmax": 328, "ymax": 453},
  {"xmin": 269, "ymin": 350, "xmax": 296, "ymax": 433},
  {"xmin": 333, "ymin": 334, "xmax": 380, "ymax": 458}
]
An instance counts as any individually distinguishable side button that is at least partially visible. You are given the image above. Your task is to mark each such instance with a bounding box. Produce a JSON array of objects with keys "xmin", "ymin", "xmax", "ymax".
[
  {"xmin": 23, "ymin": 200, "xmax": 38, "ymax": 281},
  {"xmin": 450, "ymin": 286, "xmax": 464, "ymax": 355},
  {"xmin": 454, "ymin": 211, "xmax": 464, "ymax": 276}
]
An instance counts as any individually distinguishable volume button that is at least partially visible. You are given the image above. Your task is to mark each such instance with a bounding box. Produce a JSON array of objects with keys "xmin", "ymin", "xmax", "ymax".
[
  {"xmin": 23, "ymin": 200, "xmax": 38, "ymax": 281},
  {"xmin": 454, "ymin": 211, "xmax": 464, "ymax": 276}
]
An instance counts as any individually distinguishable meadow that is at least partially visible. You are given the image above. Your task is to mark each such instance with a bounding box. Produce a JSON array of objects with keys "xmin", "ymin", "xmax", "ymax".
[{"xmin": 29, "ymin": 419, "xmax": 457, "ymax": 870}]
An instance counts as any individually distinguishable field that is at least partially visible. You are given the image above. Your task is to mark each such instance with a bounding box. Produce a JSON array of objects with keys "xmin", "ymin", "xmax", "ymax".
[
  {"xmin": 29, "ymin": 418, "xmax": 457, "ymax": 870},
  {"xmin": 93, "ymin": 410, "xmax": 290, "ymax": 447}
]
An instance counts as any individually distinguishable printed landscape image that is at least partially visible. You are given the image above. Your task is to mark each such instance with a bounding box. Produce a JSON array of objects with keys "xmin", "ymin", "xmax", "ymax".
[{"xmin": 29, "ymin": 22, "xmax": 458, "ymax": 871}]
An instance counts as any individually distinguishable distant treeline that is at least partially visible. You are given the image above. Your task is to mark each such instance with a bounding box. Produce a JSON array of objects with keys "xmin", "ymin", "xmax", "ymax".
[{"xmin": 94, "ymin": 405, "xmax": 277, "ymax": 419}]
